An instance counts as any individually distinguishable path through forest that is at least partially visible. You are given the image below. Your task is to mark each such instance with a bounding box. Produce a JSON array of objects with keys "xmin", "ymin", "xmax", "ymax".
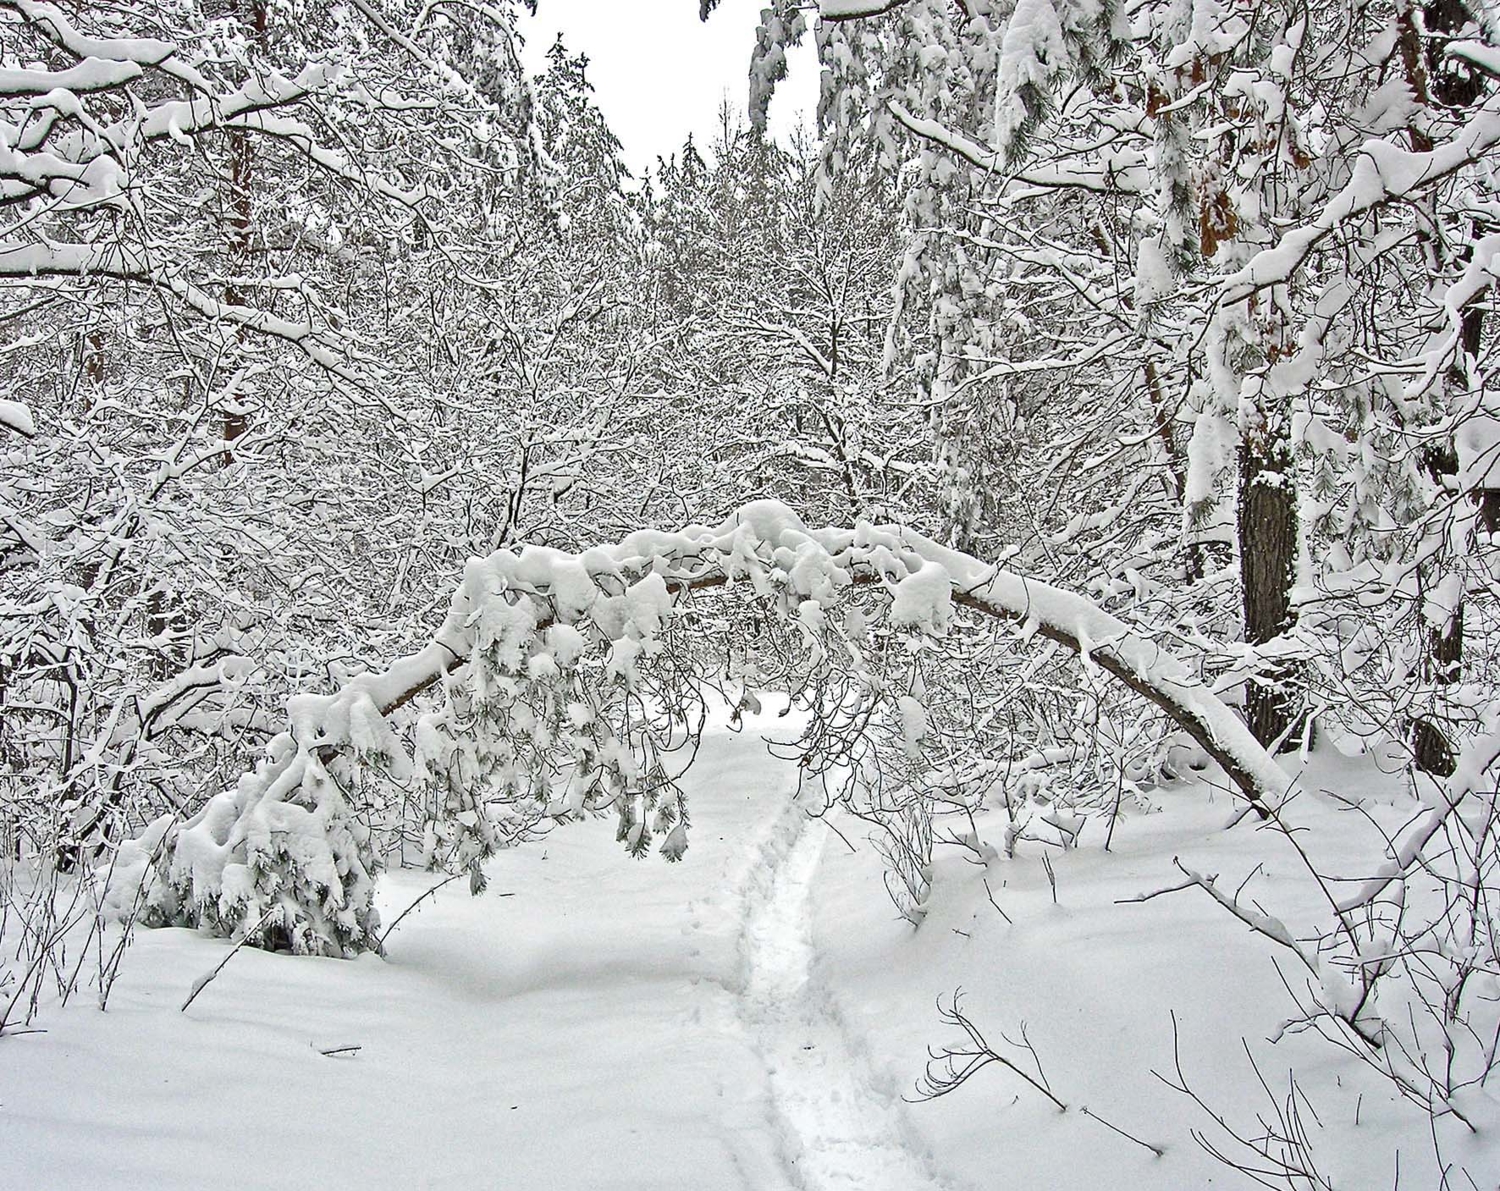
[
  {"xmin": 5, "ymin": 728, "xmax": 1464, "ymax": 1190},
  {"xmin": 736, "ymin": 799, "xmax": 949, "ymax": 1191},
  {"xmin": 3, "ymin": 726, "xmax": 951, "ymax": 1190}
]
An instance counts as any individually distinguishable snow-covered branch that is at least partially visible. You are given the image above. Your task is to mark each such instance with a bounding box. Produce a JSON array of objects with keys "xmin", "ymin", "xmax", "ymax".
[
  {"xmin": 111, "ymin": 500, "xmax": 1290, "ymax": 956},
  {"xmin": 1221, "ymin": 103, "xmax": 1500, "ymax": 304},
  {"xmin": 819, "ymin": 0, "xmax": 915, "ymax": 20}
]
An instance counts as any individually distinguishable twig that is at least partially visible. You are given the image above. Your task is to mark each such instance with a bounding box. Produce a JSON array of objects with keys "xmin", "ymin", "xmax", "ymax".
[
  {"xmin": 375, "ymin": 870, "xmax": 514, "ymax": 955},
  {"xmin": 1079, "ymin": 1105, "xmax": 1165, "ymax": 1158},
  {"xmin": 180, "ymin": 904, "xmax": 280, "ymax": 1013},
  {"xmin": 982, "ymin": 877, "xmax": 1012, "ymax": 924},
  {"xmin": 1154, "ymin": 1011, "xmax": 1337, "ymax": 1191},
  {"xmin": 909, "ymin": 990, "xmax": 1067, "ymax": 1112}
]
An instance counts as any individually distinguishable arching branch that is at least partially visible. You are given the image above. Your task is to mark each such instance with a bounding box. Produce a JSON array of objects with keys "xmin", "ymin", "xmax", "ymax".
[
  {"xmin": 358, "ymin": 504, "xmax": 1288, "ymax": 808},
  {"xmin": 110, "ymin": 501, "xmax": 1289, "ymax": 957}
]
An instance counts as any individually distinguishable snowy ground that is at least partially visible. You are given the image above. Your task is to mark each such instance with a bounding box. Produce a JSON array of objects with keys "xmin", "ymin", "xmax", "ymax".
[{"xmin": 6, "ymin": 722, "xmax": 1498, "ymax": 1189}]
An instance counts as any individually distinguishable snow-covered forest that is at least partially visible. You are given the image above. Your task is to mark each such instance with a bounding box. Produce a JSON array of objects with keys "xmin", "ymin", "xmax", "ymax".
[{"xmin": 4, "ymin": 0, "xmax": 1500, "ymax": 1186}]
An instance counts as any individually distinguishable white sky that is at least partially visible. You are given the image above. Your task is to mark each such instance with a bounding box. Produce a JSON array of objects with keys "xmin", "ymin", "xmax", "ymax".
[{"xmin": 518, "ymin": 1, "xmax": 820, "ymax": 175}]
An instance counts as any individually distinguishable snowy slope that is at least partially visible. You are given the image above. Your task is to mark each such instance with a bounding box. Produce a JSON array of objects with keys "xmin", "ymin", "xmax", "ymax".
[
  {"xmin": 7, "ymin": 730, "xmax": 1499, "ymax": 1188},
  {"xmin": 807, "ymin": 747, "xmax": 1500, "ymax": 1190}
]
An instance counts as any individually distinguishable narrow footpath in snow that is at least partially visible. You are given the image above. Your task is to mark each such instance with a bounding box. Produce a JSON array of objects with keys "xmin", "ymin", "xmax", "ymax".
[{"xmin": 738, "ymin": 803, "xmax": 949, "ymax": 1191}]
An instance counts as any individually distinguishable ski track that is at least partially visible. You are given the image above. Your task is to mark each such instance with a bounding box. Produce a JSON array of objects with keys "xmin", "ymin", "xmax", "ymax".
[{"xmin": 737, "ymin": 799, "xmax": 949, "ymax": 1191}]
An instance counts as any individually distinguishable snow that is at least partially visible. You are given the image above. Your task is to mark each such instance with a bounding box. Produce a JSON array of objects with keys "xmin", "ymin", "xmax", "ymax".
[
  {"xmin": 0, "ymin": 398, "xmax": 35, "ymax": 436},
  {"xmin": 8, "ymin": 2, "xmax": 1500, "ymax": 1181},
  {"xmin": 740, "ymin": 800, "xmax": 947, "ymax": 1190},
  {"xmin": 886, "ymin": 100, "xmax": 1152, "ymax": 194},
  {"xmin": 994, "ymin": 0, "xmax": 1067, "ymax": 154},
  {"xmin": 12, "ymin": 727, "xmax": 816, "ymax": 1188},
  {"xmin": 8, "ymin": 1, "xmax": 176, "ymax": 68},
  {"xmin": 1183, "ymin": 410, "xmax": 1235, "ymax": 522},
  {"xmin": 0, "ymin": 59, "xmax": 142, "ymax": 97},
  {"xmin": 1132, "ymin": 236, "xmax": 1172, "ymax": 304},
  {"xmin": 120, "ymin": 499, "xmax": 1295, "ymax": 958},
  {"xmin": 1224, "ymin": 106, "xmax": 1500, "ymax": 302},
  {"xmin": 807, "ymin": 747, "xmax": 1488, "ymax": 1190},
  {"xmin": 897, "ymin": 694, "xmax": 928, "ymax": 756},
  {"xmin": 1337, "ymin": 720, "xmax": 1500, "ymax": 913},
  {"xmin": 11, "ymin": 729, "xmax": 1488, "ymax": 1188},
  {"xmin": 1451, "ymin": 39, "xmax": 1500, "ymax": 81},
  {"xmin": 888, "ymin": 559, "xmax": 953, "ymax": 633},
  {"xmin": 1458, "ymin": 412, "xmax": 1500, "ymax": 493},
  {"xmin": 818, "ymin": 0, "xmax": 905, "ymax": 17}
]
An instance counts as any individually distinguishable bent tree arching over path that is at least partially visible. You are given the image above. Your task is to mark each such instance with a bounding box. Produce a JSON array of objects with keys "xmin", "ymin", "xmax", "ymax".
[{"xmin": 110, "ymin": 501, "xmax": 1292, "ymax": 956}]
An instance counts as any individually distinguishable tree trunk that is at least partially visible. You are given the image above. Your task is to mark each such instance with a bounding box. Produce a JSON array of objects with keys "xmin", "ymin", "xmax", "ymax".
[
  {"xmin": 83, "ymin": 328, "xmax": 105, "ymax": 390},
  {"xmin": 1413, "ymin": 582, "xmax": 1463, "ymax": 777},
  {"xmin": 1145, "ymin": 359, "xmax": 1203, "ymax": 582},
  {"xmin": 220, "ymin": 0, "xmax": 265, "ymax": 466},
  {"xmin": 1402, "ymin": 0, "xmax": 1481, "ymax": 776},
  {"xmin": 1238, "ymin": 426, "xmax": 1299, "ymax": 749}
]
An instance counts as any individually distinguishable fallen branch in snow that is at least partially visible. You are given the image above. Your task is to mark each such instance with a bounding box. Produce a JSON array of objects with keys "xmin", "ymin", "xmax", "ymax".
[
  {"xmin": 354, "ymin": 506, "xmax": 1292, "ymax": 813},
  {"xmin": 1334, "ymin": 721, "xmax": 1500, "ymax": 913},
  {"xmin": 1125, "ymin": 781, "xmax": 1500, "ymax": 1137},
  {"xmin": 180, "ymin": 904, "xmax": 280, "ymax": 1014},
  {"xmin": 375, "ymin": 868, "xmax": 515, "ymax": 956},
  {"xmin": 1077, "ymin": 1106, "xmax": 1165, "ymax": 1161},
  {"xmin": 1122, "ymin": 859, "xmax": 1381, "ymax": 1048},
  {"xmin": 374, "ymin": 870, "xmax": 466, "ymax": 957},
  {"xmin": 338, "ymin": 505, "xmax": 1288, "ymax": 810},
  {"xmin": 912, "ymin": 990, "xmax": 1165, "ymax": 1158},
  {"xmin": 1123, "ymin": 862, "xmax": 1320, "ymax": 975},
  {"xmin": 1155, "ymin": 1012, "xmax": 1337, "ymax": 1191},
  {"xmin": 910, "ymin": 989, "xmax": 1066, "ymax": 1111},
  {"xmin": 1041, "ymin": 852, "xmax": 1059, "ymax": 904},
  {"xmin": 981, "ymin": 877, "xmax": 1011, "ymax": 924}
]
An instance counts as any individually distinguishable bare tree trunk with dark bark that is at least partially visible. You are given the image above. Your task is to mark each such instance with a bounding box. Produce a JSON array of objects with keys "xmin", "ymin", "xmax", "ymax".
[
  {"xmin": 1238, "ymin": 425, "xmax": 1299, "ymax": 749},
  {"xmin": 1406, "ymin": 0, "xmax": 1486, "ymax": 775}
]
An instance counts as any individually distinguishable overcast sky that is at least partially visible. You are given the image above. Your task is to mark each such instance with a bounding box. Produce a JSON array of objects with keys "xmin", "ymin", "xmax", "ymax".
[{"xmin": 517, "ymin": 1, "xmax": 819, "ymax": 176}]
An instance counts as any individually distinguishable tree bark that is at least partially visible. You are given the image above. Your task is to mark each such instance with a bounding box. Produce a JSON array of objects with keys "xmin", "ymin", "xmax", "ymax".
[
  {"xmin": 1412, "ymin": 599, "xmax": 1463, "ymax": 777},
  {"xmin": 1238, "ymin": 425, "xmax": 1299, "ymax": 749},
  {"xmin": 1407, "ymin": 0, "xmax": 1484, "ymax": 775}
]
